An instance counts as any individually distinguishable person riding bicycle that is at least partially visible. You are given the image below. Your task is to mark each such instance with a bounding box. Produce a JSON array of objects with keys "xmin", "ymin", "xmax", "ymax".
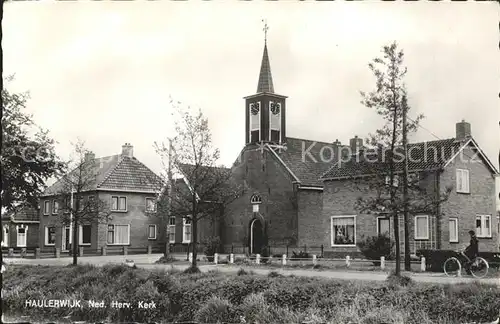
[{"xmin": 462, "ymin": 230, "xmax": 479, "ymax": 274}]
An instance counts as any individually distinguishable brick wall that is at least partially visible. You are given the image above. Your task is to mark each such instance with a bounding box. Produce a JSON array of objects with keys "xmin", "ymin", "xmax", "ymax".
[
  {"xmin": 297, "ymin": 189, "xmax": 324, "ymax": 247},
  {"xmin": 439, "ymin": 145, "xmax": 499, "ymax": 252},
  {"xmin": 223, "ymin": 146, "xmax": 297, "ymax": 251}
]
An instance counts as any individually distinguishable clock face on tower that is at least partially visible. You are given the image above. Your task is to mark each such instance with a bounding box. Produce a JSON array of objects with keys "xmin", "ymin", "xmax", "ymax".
[
  {"xmin": 270, "ymin": 102, "xmax": 281, "ymax": 115},
  {"xmin": 250, "ymin": 103, "xmax": 260, "ymax": 115}
]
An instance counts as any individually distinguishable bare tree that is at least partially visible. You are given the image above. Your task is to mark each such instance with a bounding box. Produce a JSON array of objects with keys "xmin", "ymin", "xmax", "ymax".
[
  {"xmin": 353, "ymin": 42, "xmax": 450, "ymax": 275},
  {"xmin": 155, "ymin": 100, "xmax": 243, "ymax": 270},
  {"xmin": 48, "ymin": 140, "xmax": 111, "ymax": 265}
]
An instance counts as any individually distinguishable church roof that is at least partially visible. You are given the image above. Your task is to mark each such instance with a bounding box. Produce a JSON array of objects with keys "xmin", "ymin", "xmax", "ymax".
[
  {"xmin": 43, "ymin": 155, "xmax": 163, "ymax": 196},
  {"xmin": 257, "ymin": 44, "xmax": 274, "ymax": 93}
]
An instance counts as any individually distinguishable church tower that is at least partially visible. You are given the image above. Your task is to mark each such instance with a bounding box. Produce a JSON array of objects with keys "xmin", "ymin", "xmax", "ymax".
[{"xmin": 244, "ymin": 23, "xmax": 287, "ymax": 146}]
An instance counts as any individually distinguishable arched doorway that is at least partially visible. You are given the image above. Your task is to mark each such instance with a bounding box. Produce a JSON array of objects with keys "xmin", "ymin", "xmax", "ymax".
[{"xmin": 250, "ymin": 218, "xmax": 264, "ymax": 255}]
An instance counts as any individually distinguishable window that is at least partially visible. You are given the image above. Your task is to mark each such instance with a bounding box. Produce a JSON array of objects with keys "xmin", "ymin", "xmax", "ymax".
[
  {"xmin": 45, "ymin": 226, "xmax": 56, "ymax": 246},
  {"xmin": 476, "ymin": 215, "xmax": 492, "ymax": 238},
  {"xmin": 385, "ymin": 175, "xmax": 399, "ymax": 187},
  {"xmin": 147, "ymin": 225, "xmax": 157, "ymax": 240},
  {"xmin": 183, "ymin": 217, "xmax": 192, "ymax": 243},
  {"xmin": 414, "ymin": 215, "xmax": 429, "ymax": 240},
  {"xmin": 111, "ymin": 196, "xmax": 127, "ymax": 211},
  {"xmin": 449, "ymin": 218, "xmax": 459, "ymax": 243},
  {"xmin": 331, "ymin": 216, "xmax": 356, "ymax": 246},
  {"xmin": 79, "ymin": 225, "xmax": 92, "ymax": 245},
  {"xmin": 78, "ymin": 196, "xmax": 84, "ymax": 211},
  {"xmin": 269, "ymin": 101, "xmax": 281, "ymax": 142},
  {"xmin": 43, "ymin": 201, "xmax": 50, "ymax": 215},
  {"xmin": 2, "ymin": 226, "xmax": 9, "ymax": 247},
  {"xmin": 145, "ymin": 198, "xmax": 156, "ymax": 212},
  {"xmin": 377, "ymin": 217, "xmax": 390, "ymax": 236},
  {"xmin": 52, "ymin": 200, "xmax": 59, "ymax": 214},
  {"xmin": 169, "ymin": 217, "xmax": 176, "ymax": 243},
  {"xmin": 456, "ymin": 169, "xmax": 470, "ymax": 193},
  {"xmin": 249, "ymin": 102, "xmax": 261, "ymax": 143},
  {"xmin": 88, "ymin": 196, "xmax": 95, "ymax": 211},
  {"xmin": 17, "ymin": 226, "xmax": 28, "ymax": 247},
  {"xmin": 107, "ymin": 224, "xmax": 130, "ymax": 245}
]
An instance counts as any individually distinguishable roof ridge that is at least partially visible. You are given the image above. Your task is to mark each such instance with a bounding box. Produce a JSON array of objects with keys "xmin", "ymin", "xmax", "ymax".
[{"xmin": 97, "ymin": 156, "xmax": 126, "ymax": 188}]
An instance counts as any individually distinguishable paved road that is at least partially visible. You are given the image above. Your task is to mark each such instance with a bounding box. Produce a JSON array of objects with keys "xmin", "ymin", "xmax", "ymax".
[{"xmin": 4, "ymin": 254, "xmax": 499, "ymax": 285}]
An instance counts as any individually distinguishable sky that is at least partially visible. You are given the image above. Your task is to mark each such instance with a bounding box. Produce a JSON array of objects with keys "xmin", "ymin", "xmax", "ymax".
[{"xmin": 3, "ymin": 1, "xmax": 500, "ymax": 206}]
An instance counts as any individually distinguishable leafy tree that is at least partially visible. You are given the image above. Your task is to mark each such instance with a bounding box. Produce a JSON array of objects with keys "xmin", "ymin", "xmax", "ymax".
[
  {"xmin": 354, "ymin": 42, "xmax": 451, "ymax": 275},
  {"xmin": 155, "ymin": 99, "xmax": 243, "ymax": 270},
  {"xmin": 1, "ymin": 76, "xmax": 65, "ymax": 212},
  {"xmin": 45, "ymin": 140, "xmax": 112, "ymax": 265}
]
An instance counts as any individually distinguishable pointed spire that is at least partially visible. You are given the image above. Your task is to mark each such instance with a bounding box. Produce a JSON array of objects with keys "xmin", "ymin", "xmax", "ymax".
[{"xmin": 257, "ymin": 20, "xmax": 274, "ymax": 93}]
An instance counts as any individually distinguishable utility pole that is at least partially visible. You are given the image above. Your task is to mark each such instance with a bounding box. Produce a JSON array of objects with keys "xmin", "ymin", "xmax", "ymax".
[{"xmin": 402, "ymin": 95, "xmax": 411, "ymax": 271}]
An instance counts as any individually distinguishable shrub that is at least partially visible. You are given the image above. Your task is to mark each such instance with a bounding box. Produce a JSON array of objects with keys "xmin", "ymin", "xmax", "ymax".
[
  {"xmin": 416, "ymin": 249, "xmax": 457, "ymax": 272},
  {"xmin": 357, "ymin": 234, "xmax": 393, "ymax": 265},
  {"xmin": 194, "ymin": 296, "xmax": 237, "ymax": 323},
  {"xmin": 203, "ymin": 236, "xmax": 221, "ymax": 262},
  {"xmin": 183, "ymin": 265, "xmax": 201, "ymax": 274},
  {"xmin": 237, "ymin": 268, "xmax": 254, "ymax": 276},
  {"xmin": 290, "ymin": 251, "xmax": 311, "ymax": 260},
  {"xmin": 268, "ymin": 271, "xmax": 284, "ymax": 278},
  {"xmin": 155, "ymin": 255, "xmax": 178, "ymax": 264},
  {"xmin": 386, "ymin": 271, "xmax": 413, "ymax": 287}
]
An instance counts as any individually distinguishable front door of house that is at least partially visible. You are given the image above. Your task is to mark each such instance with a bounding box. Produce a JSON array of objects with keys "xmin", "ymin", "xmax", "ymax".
[
  {"xmin": 250, "ymin": 219, "xmax": 264, "ymax": 255},
  {"xmin": 17, "ymin": 227, "xmax": 26, "ymax": 247},
  {"xmin": 62, "ymin": 226, "xmax": 71, "ymax": 252}
]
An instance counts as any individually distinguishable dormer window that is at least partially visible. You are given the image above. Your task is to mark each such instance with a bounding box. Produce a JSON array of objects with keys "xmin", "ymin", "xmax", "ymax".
[
  {"xmin": 250, "ymin": 194, "xmax": 262, "ymax": 204},
  {"xmin": 249, "ymin": 102, "xmax": 261, "ymax": 143},
  {"xmin": 269, "ymin": 101, "xmax": 281, "ymax": 143}
]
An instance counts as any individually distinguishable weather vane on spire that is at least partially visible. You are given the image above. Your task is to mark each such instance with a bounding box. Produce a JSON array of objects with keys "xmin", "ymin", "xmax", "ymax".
[{"xmin": 262, "ymin": 19, "xmax": 269, "ymax": 44}]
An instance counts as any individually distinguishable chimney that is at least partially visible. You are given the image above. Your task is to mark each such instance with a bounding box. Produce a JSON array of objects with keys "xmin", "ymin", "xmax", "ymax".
[
  {"xmin": 121, "ymin": 143, "xmax": 133, "ymax": 157},
  {"xmin": 455, "ymin": 120, "xmax": 471, "ymax": 141},
  {"xmin": 349, "ymin": 135, "xmax": 363, "ymax": 154},
  {"xmin": 84, "ymin": 152, "xmax": 95, "ymax": 162}
]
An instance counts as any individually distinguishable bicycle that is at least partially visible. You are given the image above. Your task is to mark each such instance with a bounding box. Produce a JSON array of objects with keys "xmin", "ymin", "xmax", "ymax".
[{"xmin": 443, "ymin": 249, "xmax": 489, "ymax": 278}]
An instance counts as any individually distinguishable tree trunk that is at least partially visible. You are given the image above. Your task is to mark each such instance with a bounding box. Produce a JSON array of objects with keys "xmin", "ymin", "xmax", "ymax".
[
  {"xmin": 72, "ymin": 221, "xmax": 78, "ymax": 265},
  {"xmin": 192, "ymin": 215, "xmax": 198, "ymax": 268},
  {"xmin": 402, "ymin": 96, "xmax": 411, "ymax": 271}
]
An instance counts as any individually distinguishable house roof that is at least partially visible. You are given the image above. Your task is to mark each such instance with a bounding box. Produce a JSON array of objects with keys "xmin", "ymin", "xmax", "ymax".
[
  {"xmin": 2, "ymin": 204, "xmax": 39, "ymax": 222},
  {"xmin": 320, "ymin": 137, "xmax": 499, "ymax": 181},
  {"xmin": 43, "ymin": 154, "xmax": 163, "ymax": 196},
  {"xmin": 273, "ymin": 137, "xmax": 347, "ymax": 187}
]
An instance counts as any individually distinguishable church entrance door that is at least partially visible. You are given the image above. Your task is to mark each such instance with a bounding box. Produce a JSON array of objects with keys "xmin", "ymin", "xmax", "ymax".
[{"xmin": 250, "ymin": 218, "xmax": 264, "ymax": 255}]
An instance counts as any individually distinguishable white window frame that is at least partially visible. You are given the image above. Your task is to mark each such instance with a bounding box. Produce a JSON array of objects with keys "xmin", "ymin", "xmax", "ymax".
[
  {"xmin": 145, "ymin": 197, "xmax": 156, "ymax": 213},
  {"xmin": 183, "ymin": 217, "xmax": 192, "ymax": 244},
  {"xmin": 2, "ymin": 225, "xmax": 9, "ymax": 247},
  {"xmin": 16, "ymin": 225, "xmax": 28, "ymax": 247},
  {"xmin": 148, "ymin": 224, "xmax": 157, "ymax": 240},
  {"xmin": 414, "ymin": 215, "xmax": 429, "ymax": 240},
  {"xmin": 449, "ymin": 218, "xmax": 459, "ymax": 243},
  {"xmin": 376, "ymin": 216, "xmax": 391, "ymax": 236},
  {"xmin": 456, "ymin": 169, "xmax": 470, "ymax": 193},
  {"xmin": 52, "ymin": 200, "xmax": 59, "ymax": 214},
  {"xmin": 43, "ymin": 201, "xmax": 50, "ymax": 215},
  {"xmin": 79, "ymin": 224, "xmax": 92, "ymax": 246},
  {"xmin": 249, "ymin": 101, "xmax": 261, "ymax": 142},
  {"xmin": 476, "ymin": 215, "xmax": 492, "ymax": 238},
  {"xmin": 111, "ymin": 196, "xmax": 127, "ymax": 212},
  {"xmin": 385, "ymin": 175, "xmax": 399, "ymax": 187},
  {"xmin": 45, "ymin": 226, "xmax": 56, "ymax": 246},
  {"xmin": 330, "ymin": 215, "xmax": 357, "ymax": 247},
  {"xmin": 268, "ymin": 101, "xmax": 282, "ymax": 143},
  {"xmin": 106, "ymin": 224, "xmax": 130, "ymax": 245},
  {"xmin": 169, "ymin": 217, "xmax": 176, "ymax": 243}
]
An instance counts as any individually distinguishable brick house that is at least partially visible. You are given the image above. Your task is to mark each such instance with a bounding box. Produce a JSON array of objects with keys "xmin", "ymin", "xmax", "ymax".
[
  {"xmin": 221, "ymin": 39, "xmax": 499, "ymax": 256},
  {"xmin": 1, "ymin": 204, "xmax": 40, "ymax": 248},
  {"xmin": 38, "ymin": 144, "xmax": 166, "ymax": 254}
]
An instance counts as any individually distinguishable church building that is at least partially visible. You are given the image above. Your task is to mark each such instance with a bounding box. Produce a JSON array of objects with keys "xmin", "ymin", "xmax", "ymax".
[{"xmin": 222, "ymin": 35, "xmax": 499, "ymax": 257}]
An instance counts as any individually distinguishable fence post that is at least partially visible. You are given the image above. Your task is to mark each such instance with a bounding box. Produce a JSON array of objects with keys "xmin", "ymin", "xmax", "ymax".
[
  {"xmin": 188, "ymin": 252, "xmax": 193, "ymax": 263},
  {"xmin": 321, "ymin": 244, "xmax": 324, "ymax": 258},
  {"xmin": 8, "ymin": 248, "xmax": 14, "ymax": 257},
  {"xmin": 35, "ymin": 248, "xmax": 41, "ymax": 259},
  {"xmin": 231, "ymin": 244, "xmax": 234, "ymax": 254},
  {"xmin": 55, "ymin": 247, "xmax": 60, "ymax": 258},
  {"xmin": 147, "ymin": 245, "xmax": 152, "ymax": 255},
  {"xmin": 123, "ymin": 246, "xmax": 128, "ymax": 256},
  {"xmin": 420, "ymin": 257, "xmax": 426, "ymax": 272},
  {"xmin": 256, "ymin": 254, "xmax": 261, "ymax": 265},
  {"xmin": 268, "ymin": 246, "xmax": 271, "ymax": 258},
  {"xmin": 380, "ymin": 256, "xmax": 385, "ymax": 270},
  {"xmin": 312, "ymin": 254, "xmax": 317, "ymax": 266},
  {"xmin": 79, "ymin": 246, "xmax": 84, "ymax": 257},
  {"xmin": 229, "ymin": 253, "xmax": 234, "ymax": 264},
  {"xmin": 286, "ymin": 245, "xmax": 289, "ymax": 257},
  {"xmin": 214, "ymin": 253, "xmax": 219, "ymax": 264},
  {"xmin": 346, "ymin": 255, "xmax": 351, "ymax": 268},
  {"xmin": 101, "ymin": 246, "xmax": 106, "ymax": 256},
  {"xmin": 21, "ymin": 248, "xmax": 27, "ymax": 258},
  {"xmin": 282, "ymin": 254, "xmax": 287, "ymax": 266}
]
